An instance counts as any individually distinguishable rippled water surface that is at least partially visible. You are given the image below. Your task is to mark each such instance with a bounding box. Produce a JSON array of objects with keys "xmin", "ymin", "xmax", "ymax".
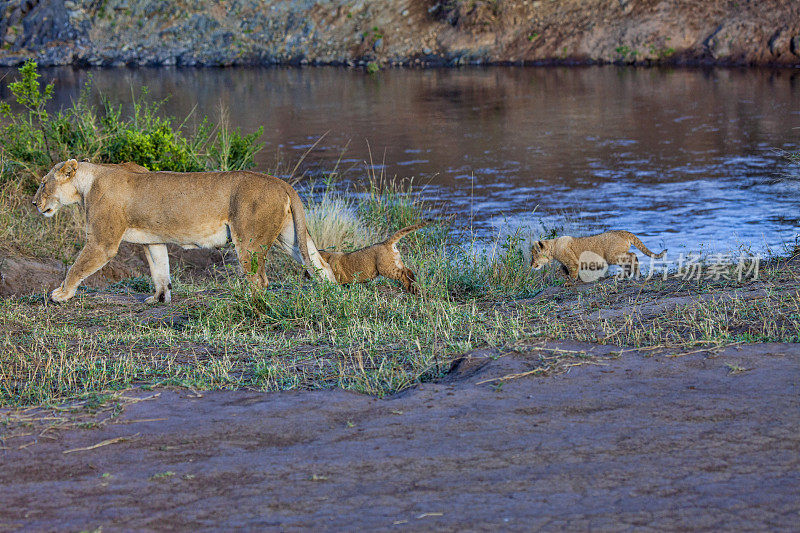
[{"xmin": 16, "ymin": 66, "xmax": 800, "ymax": 252}]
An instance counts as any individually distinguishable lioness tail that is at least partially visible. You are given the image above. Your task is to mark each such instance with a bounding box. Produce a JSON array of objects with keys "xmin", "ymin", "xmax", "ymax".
[
  {"xmin": 626, "ymin": 232, "xmax": 667, "ymax": 258},
  {"xmin": 287, "ymin": 188, "xmax": 315, "ymax": 276},
  {"xmin": 385, "ymin": 221, "xmax": 429, "ymax": 247}
]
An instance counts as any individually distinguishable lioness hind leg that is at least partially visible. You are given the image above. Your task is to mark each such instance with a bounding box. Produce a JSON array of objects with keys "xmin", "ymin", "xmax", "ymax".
[
  {"xmin": 233, "ymin": 239, "xmax": 270, "ymax": 289},
  {"xmin": 275, "ymin": 219, "xmax": 335, "ymax": 282},
  {"xmin": 52, "ymin": 239, "xmax": 120, "ymax": 302},
  {"xmin": 143, "ymin": 244, "xmax": 172, "ymax": 304}
]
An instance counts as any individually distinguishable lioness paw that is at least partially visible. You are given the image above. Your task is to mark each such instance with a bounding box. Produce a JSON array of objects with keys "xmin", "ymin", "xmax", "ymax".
[
  {"xmin": 145, "ymin": 292, "xmax": 171, "ymax": 304},
  {"xmin": 50, "ymin": 286, "xmax": 74, "ymax": 303}
]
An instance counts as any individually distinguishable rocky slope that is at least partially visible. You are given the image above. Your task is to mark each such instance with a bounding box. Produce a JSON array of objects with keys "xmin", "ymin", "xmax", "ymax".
[{"xmin": 0, "ymin": 0, "xmax": 798, "ymax": 67}]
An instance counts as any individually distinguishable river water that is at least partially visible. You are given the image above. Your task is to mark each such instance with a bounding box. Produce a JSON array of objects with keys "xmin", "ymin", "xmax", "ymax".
[{"xmin": 14, "ymin": 66, "xmax": 800, "ymax": 253}]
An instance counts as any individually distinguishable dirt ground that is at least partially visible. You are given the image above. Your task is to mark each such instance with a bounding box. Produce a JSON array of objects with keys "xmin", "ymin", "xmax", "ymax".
[{"xmin": 1, "ymin": 341, "xmax": 798, "ymax": 531}]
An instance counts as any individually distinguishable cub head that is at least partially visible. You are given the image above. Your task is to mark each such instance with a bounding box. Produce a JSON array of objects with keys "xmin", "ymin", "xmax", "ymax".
[
  {"xmin": 32, "ymin": 159, "xmax": 81, "ymax": 217},
  {"xmin": 530, "ymin": 240, "xmax": 554, "ymax": 270}
]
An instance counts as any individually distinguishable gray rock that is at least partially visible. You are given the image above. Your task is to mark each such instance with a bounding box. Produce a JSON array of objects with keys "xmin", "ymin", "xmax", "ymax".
[
  {"xmin": 704, "ymin": 25, "xmax": 728, "ymax": 59},
  {"xmin": 0, "ymin": 0, "xmax": 796, "ymax": 68},
  {"xmin": 791, "ymin": 35, "xmax": 800, "ymax": 57}
]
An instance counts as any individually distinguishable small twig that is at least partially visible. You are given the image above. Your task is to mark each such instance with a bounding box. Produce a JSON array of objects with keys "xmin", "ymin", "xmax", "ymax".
[
  {"xmin": 63, "ymin": 433, "xmax": 140, "ymax": 455},
  {"xmin": 666, "ymin": 341, "xmax": 742, "ymax": 358},
  {"xmin": 114, "ymin": 393, "xmax": 161, "ymax": 403},
  {"xmin": 477, "ymin": 358, "xmax": 606, "ymax": 385},
  {"xmin": 476, "ymin": 368, "xmax": 547, "ymax": 385}
]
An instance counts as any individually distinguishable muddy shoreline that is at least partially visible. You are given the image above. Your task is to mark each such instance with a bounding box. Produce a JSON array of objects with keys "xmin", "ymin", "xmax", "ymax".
[{"xmin": 2, "ymin": 341, "xmax": 798, "ymax": 530}]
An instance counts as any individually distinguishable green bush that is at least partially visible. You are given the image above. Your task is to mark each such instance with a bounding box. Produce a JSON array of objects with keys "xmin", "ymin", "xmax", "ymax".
[
  {"xmin": 0, "ymin": 61, "xmax": 55, "ymax": 174},
  {"xmin": 208, "ymin": 124, "xmax": 264, "ymax": 172},
  {"xmin": 0, "ymin": 60, "xmax": 263, "ymax": 191},
  {"xmin": 103, "ymin": 117, "xmax": 204, "ymax": 173}
]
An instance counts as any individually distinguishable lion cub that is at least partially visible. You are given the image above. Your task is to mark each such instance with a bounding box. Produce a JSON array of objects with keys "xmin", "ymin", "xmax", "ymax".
[
  {"xmin": 530, "ymin": 230, "xmax": 666, "ymax": 282},
  {"xmin": 318, "ymin": 222, "xmax": 427, "ymax": 294}
]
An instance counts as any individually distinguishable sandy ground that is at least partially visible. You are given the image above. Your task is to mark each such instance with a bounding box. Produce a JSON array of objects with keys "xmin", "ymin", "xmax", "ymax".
[{"xmin": 1, "ymin": 341, "xmax": 798, "ymax": 531}]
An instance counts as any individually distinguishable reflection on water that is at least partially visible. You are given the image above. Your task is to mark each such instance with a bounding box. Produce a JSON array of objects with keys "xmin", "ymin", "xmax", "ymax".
[{"xmin": 5, "ymin": 66, "xmax": 800, "ymax": 252}]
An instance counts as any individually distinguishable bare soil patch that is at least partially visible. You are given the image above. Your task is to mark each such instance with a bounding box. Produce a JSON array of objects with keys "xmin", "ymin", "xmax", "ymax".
[{"xmin": 2, "ymin": 342, "xmax": 798, "ymax": 531}]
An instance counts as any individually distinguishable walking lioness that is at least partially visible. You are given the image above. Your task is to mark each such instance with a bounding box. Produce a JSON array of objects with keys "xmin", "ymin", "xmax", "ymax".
[
  {"xmin": 530, "ymin": 230, "xmax": 666, "ymax": 282},
  {"xmin": 318, "ymin": 222, "xmax": 427, "ymax": 294},
  {"xmin": 33, "ymin": 159, "xmax": 335, "ymax": 303}
]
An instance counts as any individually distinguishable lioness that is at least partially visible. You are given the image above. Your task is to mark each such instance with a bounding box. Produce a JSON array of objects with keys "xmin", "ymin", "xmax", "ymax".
[
  {"xmin": 33, "ymin": 159, "xmax": 335, "ymax": 303},
  {"xmin": 318, "ymin": 222, "xmax": 427, "ymax": 294},
  {"xmin": 530, "ymin": 230, "xmax": 666, "ymax": 282}
]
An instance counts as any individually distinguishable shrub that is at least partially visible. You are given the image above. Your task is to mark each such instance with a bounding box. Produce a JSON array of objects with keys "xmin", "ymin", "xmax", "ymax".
[
  {"xmin": 0, "ymin": 61, "xmax": 56, "ymax": 179},
  {"xmin": 0, "ymin": 60, "xmax": 263, "ymax": 191}
]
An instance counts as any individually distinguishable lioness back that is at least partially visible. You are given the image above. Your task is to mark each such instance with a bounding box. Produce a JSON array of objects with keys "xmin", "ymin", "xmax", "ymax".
[
  {"xmin": 34, "ymin": 160, "xmax": 335, "ymax": 303},
  {"xmin": 90, "ymin": 170, "xmax": 291, "ymax": 234}
]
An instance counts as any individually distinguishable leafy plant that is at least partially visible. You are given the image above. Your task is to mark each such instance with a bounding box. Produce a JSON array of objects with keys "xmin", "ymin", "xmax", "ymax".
[
  {"xmin": 0, "ymin": 60, "xmax": 56, "ymax": 174},
  {"xmin": 0, "ymin": 61, "xmax": 264, "ymax": 191}
]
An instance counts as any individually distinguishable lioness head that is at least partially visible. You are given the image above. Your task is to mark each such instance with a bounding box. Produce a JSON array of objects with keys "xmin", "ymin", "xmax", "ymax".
[
  {"xmin": 33, "ymin": 159, "xmax": 81, "ymax": 217},
  {"xmin": 530, "ymin": 240, "xmax": 554, "ymax": 270}
]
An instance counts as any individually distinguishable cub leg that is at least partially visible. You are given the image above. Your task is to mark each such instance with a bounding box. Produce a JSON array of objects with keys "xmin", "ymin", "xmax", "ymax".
[
  {"xmin": 52, "ymin": 238, "xmax": 121, "ymax": 302},
  {"xmin": 559, "ymin": 255, "xmax": 581, "ymax": 285},
  {"xmin": 380, "ymin": 264, "xmax": 419, "ymax": 293},
  {"xmin": 377, "ymin": 252, "xmax": 418, "ymax": 294},
  {"xmin": 616, "ymin": 252, "xmax": 640, "ymax": 278},
  {"xmin": 400, "ymin": 268, "xmax": 419, "ymax": 295},
  {"xmin": 143, "ymin": 244, "xmax": 172, "ymax": 304}
]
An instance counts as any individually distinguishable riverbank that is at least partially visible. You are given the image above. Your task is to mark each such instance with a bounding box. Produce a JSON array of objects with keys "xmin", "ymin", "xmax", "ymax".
[
  {"xmin": 2, "ymin": 231, "xmax": 799, "ymax": 530},
  {"xmin": 2, "ymin": 297, "xmax": 799, "ymax": 529},
  {"xmin": 1, "ymin": 0, "xmax": 798, "ymax": 68}
]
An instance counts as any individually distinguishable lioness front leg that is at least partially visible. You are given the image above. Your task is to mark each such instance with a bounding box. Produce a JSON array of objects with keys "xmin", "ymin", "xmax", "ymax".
[
  {"xmin": 52, "ymin": 239, "xmax": 120, "ymax": 302},
  {"xmin": 143, "ymin": 244, "xmax": 172, "ymax": 304}
]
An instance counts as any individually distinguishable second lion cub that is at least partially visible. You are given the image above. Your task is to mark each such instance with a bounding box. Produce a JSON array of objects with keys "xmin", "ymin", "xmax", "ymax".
[
  {"xmin": 318, "ymin": 222, "xmax": 427, "ymax": 294},
  {"xmin": 530, "ymin": 230, "xmax": 666, "ymax": 282}
]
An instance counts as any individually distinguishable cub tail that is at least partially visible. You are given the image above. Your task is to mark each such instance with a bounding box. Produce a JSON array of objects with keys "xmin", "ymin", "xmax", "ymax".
[
  {"xmin": 627, "ymin": 232, "xmax": 667, "ymax": 258},
  {"xmin": 384, "ymin": 221, "xmax": 429, "ymax": 247}
]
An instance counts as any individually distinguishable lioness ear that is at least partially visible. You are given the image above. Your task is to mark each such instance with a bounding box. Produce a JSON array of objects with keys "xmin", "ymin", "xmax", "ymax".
[
  {"xmin": 535, "ymin": 241, "xmax": 544, "ymax": 250},
  {"xmin": 59, "ymin": 159, "xmax": 79, "ymax": 181}
]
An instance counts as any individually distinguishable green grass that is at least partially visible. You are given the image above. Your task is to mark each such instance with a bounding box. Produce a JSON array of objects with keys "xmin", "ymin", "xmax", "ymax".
[
  {"xmin": 193, "ymin": 275, "xmax": 533, "ymax": 394},
  {"xmin": 1, "ymin": 62, "xmax": 798, "ymax": 410},
  {"xmin": 524, "ymin": 259, "xmax": 800, "ymax": 349},
  {"xmin": 0, "ymin": 161, "xmax": 558, "ymax": 406},
  {"xmin": 0, "ymin": 271, "xmax": 537, "ymax": 406},
  {"xmin": 5, "ymin": 245, "xmax": 796, "ymax": 408}
]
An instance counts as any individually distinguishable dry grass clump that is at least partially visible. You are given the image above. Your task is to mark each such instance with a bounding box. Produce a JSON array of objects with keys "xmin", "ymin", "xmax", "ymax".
[
  {"xmin": 0, "ymin": 180, "xmax": 84, "ymax": 261},
  {"xmin": 305, "ymin": 194, "xmax": 377, "ymax": 252}
]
